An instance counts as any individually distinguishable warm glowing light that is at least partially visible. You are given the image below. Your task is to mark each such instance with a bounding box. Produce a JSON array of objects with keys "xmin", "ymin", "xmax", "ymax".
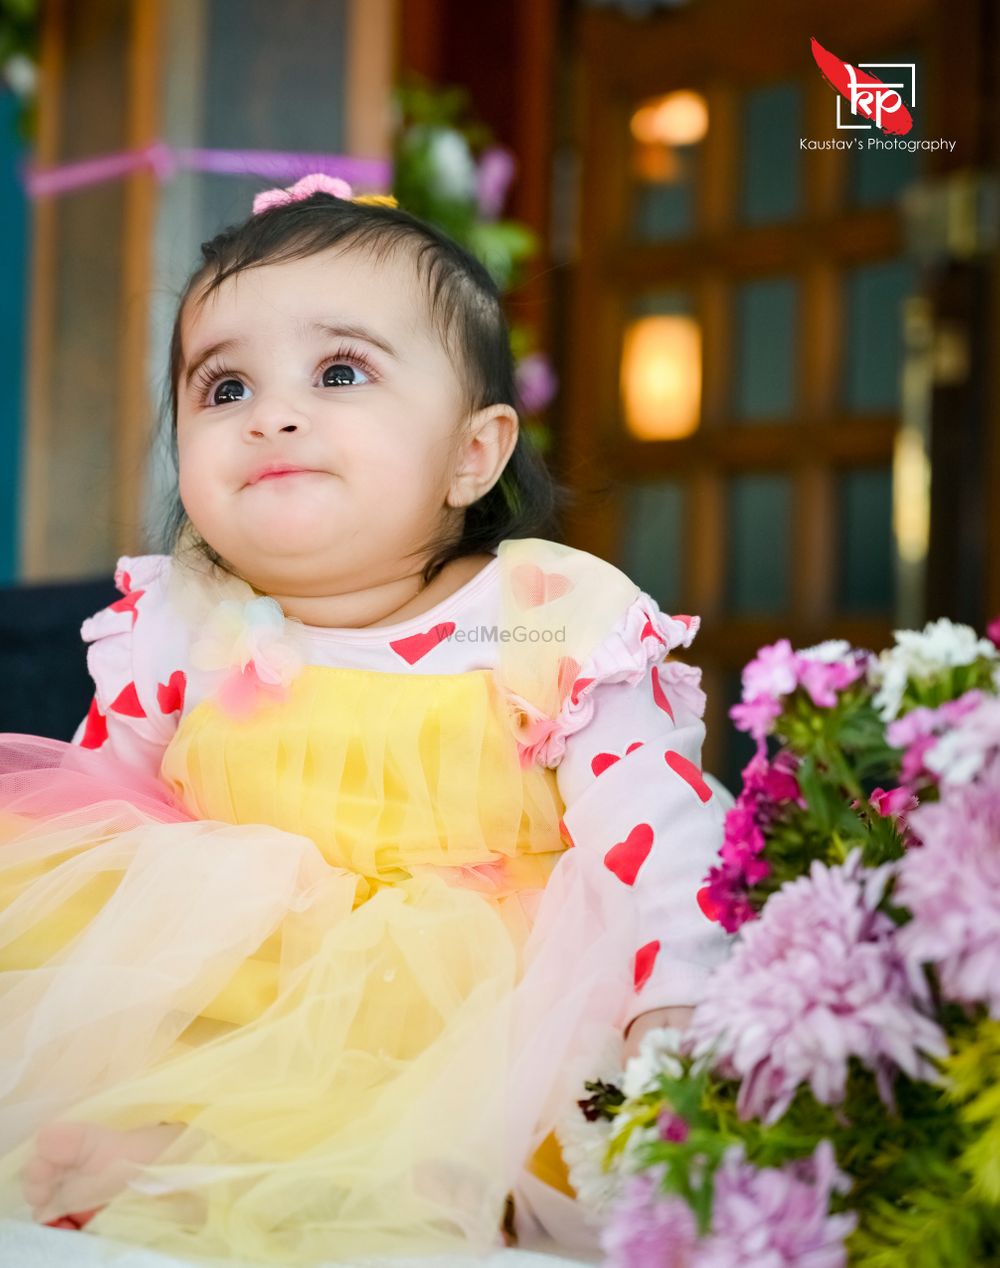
[
  {"xmin": 620, "ymin": 315, "xmax": 702, "ymax": 441},
  {"xmin": 893, "ymin": 427, "xmax": 930, "ymax": 564},
  {"xmin": 630, "ymin": 91, "xmax": 709, "ymax": 148}
]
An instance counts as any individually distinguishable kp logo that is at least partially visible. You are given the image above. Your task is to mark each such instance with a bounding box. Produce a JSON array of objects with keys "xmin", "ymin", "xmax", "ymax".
[{"xmin": 811, "ymin": 38, "xmax": 915, "ymax": 136}]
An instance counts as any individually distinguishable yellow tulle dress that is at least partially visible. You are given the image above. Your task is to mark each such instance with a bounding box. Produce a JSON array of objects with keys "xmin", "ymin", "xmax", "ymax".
[{"xmin": 0, "ymin": 539, "xmax": 642, "ymax": 1265}]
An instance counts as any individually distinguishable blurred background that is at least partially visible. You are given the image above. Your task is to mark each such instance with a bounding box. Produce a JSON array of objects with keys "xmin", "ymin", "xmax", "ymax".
[{"xmin": 1, "ymin": 0, "xmax": 998, "ymax": 788}]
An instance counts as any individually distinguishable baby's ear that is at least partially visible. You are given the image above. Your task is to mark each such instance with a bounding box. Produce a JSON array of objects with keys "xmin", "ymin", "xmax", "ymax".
[{"xmin": 446, "ymin": 405, "xmax": 518, "ymax": 508}]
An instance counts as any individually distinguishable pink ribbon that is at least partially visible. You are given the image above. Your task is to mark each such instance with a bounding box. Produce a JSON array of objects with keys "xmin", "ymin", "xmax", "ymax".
[{"xmin": 21, "ymin": 141, "xmax": 392, "ymax": 199}]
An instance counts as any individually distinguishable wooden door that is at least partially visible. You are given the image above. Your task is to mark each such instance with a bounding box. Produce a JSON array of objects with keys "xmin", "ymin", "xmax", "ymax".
[{"xmin": 558, "ymin": 0, "xmax": 992, "ymax": 786}]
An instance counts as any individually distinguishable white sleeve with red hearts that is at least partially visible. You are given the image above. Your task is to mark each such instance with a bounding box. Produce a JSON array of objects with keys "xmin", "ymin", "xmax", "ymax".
[
  {"xmin": 550, "ymin": 595, "xmax": 734, "ymax": 1031},
  {"xmin": 71, "ymin": 555, "xmax": 189, "ymax": 781}
]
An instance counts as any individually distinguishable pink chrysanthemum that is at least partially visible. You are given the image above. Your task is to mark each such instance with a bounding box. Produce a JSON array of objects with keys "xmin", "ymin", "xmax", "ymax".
[
  {"xmin": 695, "ymin": 1141, "xmax": 856, "ymax": 1268},
  {"xmin": 601, "ymin": 1169, "xmax": 699, "ymax": 1268},
  {"xmin": 895, "ymin": 757, "xmax": 1000, "ymax": 1014},
  {"xmin": 690, "ymin": 852, "xmax": 948, "ymax": 1123}
]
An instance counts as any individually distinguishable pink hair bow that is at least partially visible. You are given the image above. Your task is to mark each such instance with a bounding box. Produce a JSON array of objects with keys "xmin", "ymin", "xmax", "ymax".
[{"xmin": 252, "ymin": 173, "xmax": 354, "ymax": 215}]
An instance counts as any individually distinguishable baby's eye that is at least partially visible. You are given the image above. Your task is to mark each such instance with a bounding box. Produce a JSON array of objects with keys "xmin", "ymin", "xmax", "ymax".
[
  {"xmin": 322, "ymin": 362, "xmax": 371, "ymax": 388},
  {"xmin": 211, "ymin": 378, "xmax": 250, "ymax": 406}
]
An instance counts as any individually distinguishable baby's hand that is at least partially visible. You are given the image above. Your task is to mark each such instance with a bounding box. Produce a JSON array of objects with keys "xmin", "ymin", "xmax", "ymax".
[{"xmin": 622, "ymin": 1004, "xmax": 694, "ymax": 1065}]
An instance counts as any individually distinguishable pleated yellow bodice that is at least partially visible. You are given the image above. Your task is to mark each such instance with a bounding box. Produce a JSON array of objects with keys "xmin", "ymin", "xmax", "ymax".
[{"xmin": 159, "ymin": 664, "xmax": 569, "ymax": 903}]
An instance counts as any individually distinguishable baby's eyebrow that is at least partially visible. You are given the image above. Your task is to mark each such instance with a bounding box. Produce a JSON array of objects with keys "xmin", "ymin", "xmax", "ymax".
[
  {"xmin": 184, "ymin": 338, "xmax": 245, "ymax": 390},
  {"xmin": 306, "ymin": 320, "xmax": 400, "ymax": 360}
]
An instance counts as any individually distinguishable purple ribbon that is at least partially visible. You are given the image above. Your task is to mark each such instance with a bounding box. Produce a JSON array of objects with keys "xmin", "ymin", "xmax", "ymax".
[{"xmin": 22, "ymin": 141, "xmax": 393, "ymax": 199}]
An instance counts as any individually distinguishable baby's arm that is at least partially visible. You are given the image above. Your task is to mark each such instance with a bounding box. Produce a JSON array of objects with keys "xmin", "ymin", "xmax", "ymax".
[
  {"xmin": 71, "ymin": 557, "xmax": 184, "ymax": 781},
  {"xmin": 554, "ymin": 654, "xmax": 732, "ymax": 1058}
]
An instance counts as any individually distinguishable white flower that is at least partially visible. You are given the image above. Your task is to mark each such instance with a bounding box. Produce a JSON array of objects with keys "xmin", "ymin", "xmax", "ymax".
[
  {"xmin": 427, "ymin": 128, "xmax": 477, "ymax": 200},
  {"xmin": 924, "ymin": 696, "xmax": 1000, "ymax": 786},
  {"xmin": 798, "ymin": 639, "xmax": 855, "ymax": 665},
  {"xmin": 553, "ymin": 1036, "xmax": 627, "ymax": 1225},
  {"xmin": 622, "ymin": 1026, "xmax": 685, "ymax": 1099},
  {"xmin": 869, "ymin": 619, "xmax": 998, "ymax": 721},
  {"xmin": 3, "ymin": 54, "xmax": 37, "ymax": 99}
]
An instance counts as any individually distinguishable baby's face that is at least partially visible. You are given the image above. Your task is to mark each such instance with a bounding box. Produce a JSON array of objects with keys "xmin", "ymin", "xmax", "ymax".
[{"xmin": 175, "ymin": 245, "xmax": 468, "ymax": 595}]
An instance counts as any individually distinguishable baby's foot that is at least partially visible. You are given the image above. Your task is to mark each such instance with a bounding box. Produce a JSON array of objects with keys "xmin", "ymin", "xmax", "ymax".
[{"xmin": 22, "ymin": 1120, "xmax": 185, "ymax": 1225}]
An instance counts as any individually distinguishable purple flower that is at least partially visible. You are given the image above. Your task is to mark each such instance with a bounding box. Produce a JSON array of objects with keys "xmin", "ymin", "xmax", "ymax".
[
  {"xmin": 515, "ymin": 352, "xmax": 559, "ymax": 414},
  {"xmin": 742, "ymin": 640, "xmax": 799, "ymax": 703},
  {"xmin": 475, "ymin": 145, "xmax": 516, "ymax": 219},
  {"xmin": 732, "ymin": 640, "xmax": 868, "ymax": 749},
  {"xmin": 895, "ymin": 757, "xmax": 1000, "ymax": 1014},
  {"xmin": 989, "ymin": 615, "xmax": 1000, "ymax": 650},
  {"xmin": 601, "ymin": 1169, "xmax": 699, "ymax": 1267},
  {"xmin": 695, "ymin": 1141, "xmax": 856, "ymax": 1267},
  {"xmin": 657, "ymin": 1110, "xmax": 690, "ymax": 1143},
  {"xmin": 867, "ymin": 786, "xmax": 915, "ymax": 817},
  {"xmin": 689, "ymin": 853, "xmax": 948, "ymax": 1123},
  {"xmin": 797, "ymin": 656, "xmax": 866, "ymax": 708},
  {"xmin": 702, "ymin": 752, "xmax": 803, "ymax": 933},
  {"xmin": 729, "ymin": 695, "xmax": 782, "ymax": 747}
]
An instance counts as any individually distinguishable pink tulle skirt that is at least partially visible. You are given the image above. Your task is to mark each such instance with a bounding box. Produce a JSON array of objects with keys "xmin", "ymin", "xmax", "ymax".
[{"xmin": 0, "ymin": 734, "xmax": 632, "ymax": 1263}]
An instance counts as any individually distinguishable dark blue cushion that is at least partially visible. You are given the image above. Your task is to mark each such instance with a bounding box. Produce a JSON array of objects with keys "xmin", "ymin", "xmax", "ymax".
[{"xmin": 0, "ymin": 577, "xmax": 118, "ymax": 740}]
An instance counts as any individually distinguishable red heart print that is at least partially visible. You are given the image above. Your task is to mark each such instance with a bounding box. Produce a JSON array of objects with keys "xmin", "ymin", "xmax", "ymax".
[
  {"xmin": 604, "ymin": 823, "xmax": 654, "ymax": 886},
  {"xmin": 157, "ymin": 670, "xmax": 187, "ymax": 715},
  {"xmin": 109, "ymin": 589, "xmax": 144, "ymax": 626},
  {"xmin": 389, "ymin": 622, "xmax": 456, "ymax": 665},
  {"xmin": 591, "ymin": 741, "xmax": 645, "ymax": 777},
  {"xmin": 510, "ymin": 564, "xmax": 573, "ymax": 608},
  {"xmin": 673, "ymin": 614, "xmax": 694, "ymax": 628},
  {"xmin": 109, "ymin": 569, "xmax": 145, "ymax": 626},
  {"xmin": 110, "ymin": 681, "xmax": 147, "ymax": 718},
  {"xmin": 640, "ymin": 618, "xmax": 666, "ymax": 646},
  {"xmin": 696, "ymin": 886, "xmax": 722, "ymax": 922},
  {"xmin": 651, "ymin": 666, "xmax": 674, "ymax": 720},
  {"xmin": 79, "ymin": 697, "xmax": 108, "ymax": 749},
  {"xmin": 569, "ymin": 676, "xmax": 595, "ymax": 706},
  {"xmin": 664, "ymin": 750, "xmax": 713, "ymax": 802},
  {"xmin": 633, "ymin": 940, "xmax": 661, "ymax": 991}
]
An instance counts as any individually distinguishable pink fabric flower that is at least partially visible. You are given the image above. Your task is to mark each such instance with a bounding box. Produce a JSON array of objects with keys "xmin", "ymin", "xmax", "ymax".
[
  {"xmin": 601, "ymin": 1170, "xmax": 699, "ymax": 1268},
  {"xmin": 895, "ymin": 756, "xmax": 1000, "ymax": 1013},
  {"xmin": 252, "ymin": 173, "xmax": 353, "ymax": 215},
  {"xmin": 690, "ymin": 852, "xmax": 948, "ymax": 1123},
  {"xmin": 190, "ymin": 596, "xmax": 306, "ymax": 719},
  {"xmin": 508, "ymin": 594, "xmax": 701, "ymax": 768},
  {"xmin": 696, "ymin": 1141, "xmax": 856, "ymax": 1267}
]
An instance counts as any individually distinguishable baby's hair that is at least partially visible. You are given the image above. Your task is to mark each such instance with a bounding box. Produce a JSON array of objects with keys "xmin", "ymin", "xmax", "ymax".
[{"xmin": 158, "ymin": 191, "xmax": 572, "ymax": 586}]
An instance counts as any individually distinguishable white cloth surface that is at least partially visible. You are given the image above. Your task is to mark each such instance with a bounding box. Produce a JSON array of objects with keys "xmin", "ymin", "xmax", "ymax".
[{"xmin": 0, "ymin": 1219, "xmax": 601, "ymax": 1268}]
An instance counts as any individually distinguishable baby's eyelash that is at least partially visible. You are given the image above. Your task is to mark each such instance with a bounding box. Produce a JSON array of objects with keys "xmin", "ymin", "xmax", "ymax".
[
  {"xmin": 192, "ymin": 344, "xmax": 380, "ymax": 405},
  {"xmin": 319, "ymin": 343, "xmax": 379, "ymax": 383},
  {"xmin": 191, "ymin": 361, "xmax": 240, "ymax": 403}
]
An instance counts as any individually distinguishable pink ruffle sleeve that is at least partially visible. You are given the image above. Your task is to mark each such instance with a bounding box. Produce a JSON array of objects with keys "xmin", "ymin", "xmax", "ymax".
[
  {"xmin": 506, "ymin": 584, "xmax": 734, "ymax": 1030},
  {"xmin": 71, "ymin": 555, "xmax": 188, "ymax": 780}
]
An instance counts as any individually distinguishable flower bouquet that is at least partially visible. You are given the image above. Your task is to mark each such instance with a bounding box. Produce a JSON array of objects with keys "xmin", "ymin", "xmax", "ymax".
[{"xmin": 560, "ymin": 617, "xmax": 1000, "ymax": 1266}]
